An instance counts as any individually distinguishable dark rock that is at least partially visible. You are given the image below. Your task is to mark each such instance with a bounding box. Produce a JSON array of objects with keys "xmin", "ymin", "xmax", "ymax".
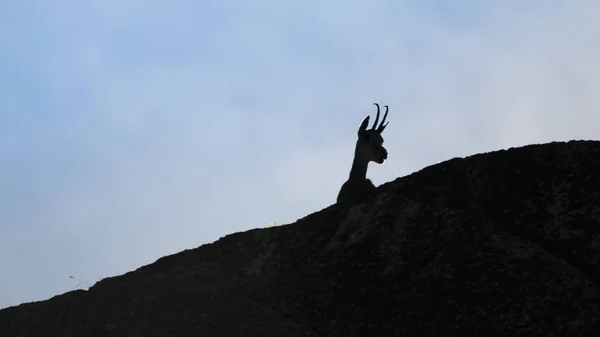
[{"xmin": 2, "ymin": 140, "xmax": 600, "ymax": 336}]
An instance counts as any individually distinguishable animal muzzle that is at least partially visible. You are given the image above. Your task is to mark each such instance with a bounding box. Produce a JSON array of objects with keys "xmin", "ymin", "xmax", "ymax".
[{"xmin": 376, "ymin": 148, "xmax": 388, "ymax": 163}]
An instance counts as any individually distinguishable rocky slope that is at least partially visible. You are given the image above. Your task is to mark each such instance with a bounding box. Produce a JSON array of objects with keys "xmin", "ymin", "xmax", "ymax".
[{"xmin": 2, "ymin": 140, "xmax": 600, "ymax": 336}]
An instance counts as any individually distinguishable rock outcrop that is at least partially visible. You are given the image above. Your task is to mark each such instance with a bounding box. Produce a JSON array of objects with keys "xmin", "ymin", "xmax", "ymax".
[{"xmin": 2, "ymin": 140, "xmax": 600, "ymax": 336}]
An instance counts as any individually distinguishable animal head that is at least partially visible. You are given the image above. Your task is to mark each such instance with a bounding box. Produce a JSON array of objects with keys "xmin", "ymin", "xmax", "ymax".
[{"xmin": 356, "ymin": 103, "xmax": 389, "ymax": 164}]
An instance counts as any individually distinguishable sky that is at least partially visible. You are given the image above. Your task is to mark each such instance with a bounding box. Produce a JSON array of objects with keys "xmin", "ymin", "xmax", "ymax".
[{"xmin": 0, "ymin": 0, "xmax": 599, "ymax": 309}]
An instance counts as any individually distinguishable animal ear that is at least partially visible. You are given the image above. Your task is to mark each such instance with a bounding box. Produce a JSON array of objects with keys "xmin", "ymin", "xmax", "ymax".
[
  {"xmin": 358, "ymin": 116, "xmax": 370, "ymax": 133},
  {"xmin": 378, "ymin": 122, "xmax": 389, "ymax": 133}
]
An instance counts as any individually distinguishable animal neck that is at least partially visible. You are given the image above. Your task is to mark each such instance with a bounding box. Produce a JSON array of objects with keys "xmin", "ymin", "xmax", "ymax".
[{"xmin": 348, "ymin": 145, "xmax": 369, "ymax": 181}]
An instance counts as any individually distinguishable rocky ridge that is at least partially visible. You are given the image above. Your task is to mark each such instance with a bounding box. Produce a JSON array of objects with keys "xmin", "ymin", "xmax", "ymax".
[{"xmin": 1, "ymin": 140, "xmax": 600, "ymax": 336}]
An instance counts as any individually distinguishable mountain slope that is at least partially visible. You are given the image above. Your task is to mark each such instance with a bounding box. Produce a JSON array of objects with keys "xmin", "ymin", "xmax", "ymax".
[{"xmin": 2, "ymin": 140, "xmax": 600, "ymax": 336}]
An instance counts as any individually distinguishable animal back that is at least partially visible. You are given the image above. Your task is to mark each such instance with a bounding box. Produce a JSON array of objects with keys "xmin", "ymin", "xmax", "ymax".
[{"xmin": 336, "ymin": 179, "xmax": 376, "ymax": 204}]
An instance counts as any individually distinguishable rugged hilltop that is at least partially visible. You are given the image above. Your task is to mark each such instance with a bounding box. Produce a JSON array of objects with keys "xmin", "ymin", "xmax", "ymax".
[{"xmin": 2, "ymin": 140, "xmax": 600, "ymax": 336}]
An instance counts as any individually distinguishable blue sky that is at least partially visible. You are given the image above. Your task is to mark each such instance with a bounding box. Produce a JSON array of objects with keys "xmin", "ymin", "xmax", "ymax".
[{"xmin": 1, "ymin": 0, "xmax": 598, "ymax": 309}]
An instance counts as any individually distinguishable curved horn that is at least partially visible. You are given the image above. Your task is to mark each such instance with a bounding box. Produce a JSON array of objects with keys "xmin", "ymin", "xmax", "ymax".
[
  {"xmin": 378, "ymin": 105, "xmax": 389, "ymax": 132},
  {"xmin": 372, "ymin": 103, "xmax": 380, "ymax": 130}
]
